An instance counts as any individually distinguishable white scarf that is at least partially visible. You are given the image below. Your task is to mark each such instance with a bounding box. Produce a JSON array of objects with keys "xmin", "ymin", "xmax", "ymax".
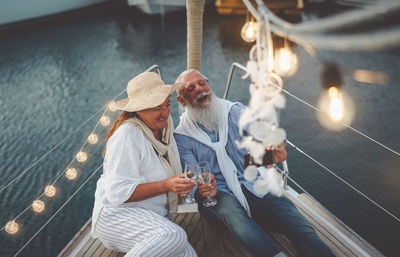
[
  {"xmin": 125, "ymin": 116, "xmax": 182, "ymax": 213},
  {"xmin": 175, "ymin": 99, "xmax": 251, "ymax": 217}
]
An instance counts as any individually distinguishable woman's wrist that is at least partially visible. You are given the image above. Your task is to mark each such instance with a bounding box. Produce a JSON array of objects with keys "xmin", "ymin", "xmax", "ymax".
[{"xmin": 162, "ymin": 179, "xmax": 168, "ymax": 193}]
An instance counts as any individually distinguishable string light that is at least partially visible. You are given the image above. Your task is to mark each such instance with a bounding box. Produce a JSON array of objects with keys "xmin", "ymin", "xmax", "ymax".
[
  {"xmin": 100, "ymin": 116, "xmax": 111, "ymax": 126},
  {"xmin": 65, "ymin": 168, "xmax": 78, "ymax": 180},
  {"xmin": 32, "ymin": 200, "xmax": 45, "ymax": 213},
  {"xmin": 44, "ymin": 185, "xmax": 56, "ymax": 197},
  {"xmin": 5, "ymin": 220, "xmax": 19, "ymax": 235},
  {"xmin": 317, "ymin": 64, "xmax": 355, "ymax": 131},
  {"xmin": 76, "ymin": 151, "xmax": 88, "ymax": 162},
  {"xmin": 241, "ymin": 13, "xmax": 257, "ymax": 43},
  {"xmin": 108, "ymin": 101, "xmax": 118, "ymax": 112},
  {"xmin": 0, "ymin": 86, "xmax": 121, "ymax": 238},
  {"xmin": 274, "ymin": 47, "xmax": 298, "ymax": 77},
  {"xmin": 87, "ymin": 133, "xmax": 98, "ymax": 144}
]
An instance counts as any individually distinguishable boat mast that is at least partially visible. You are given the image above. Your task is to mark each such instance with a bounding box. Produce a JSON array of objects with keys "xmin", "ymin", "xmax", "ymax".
[{"xmin": 186, "ymin": 0, "xmax": 205, "ymax": 70}]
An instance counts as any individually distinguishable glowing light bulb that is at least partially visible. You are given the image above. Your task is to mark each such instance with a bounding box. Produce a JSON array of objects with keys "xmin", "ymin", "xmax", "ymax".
[
  {"xmin": 108, "ymin": 101, "xmax": 118, "ymax": 112},
  {"xmin": 100, "ymin": 116, "xmax": 110, "ymax": 126},
  {"xmin": 327, "ymin": 87, "xmax": 343, "ymax": 121},
  {"xmin": 66, "ymin": 168, "xmax": 78, "ymax": 180},
  {"xmin": 88, "ymin": 133, "xmax": 98, "ymax": 144},
  {"xmin": 32, "ymin": 200, "xmax": 45, "ymax": 213},
  {"xmin": 5, "ymin": 220, "xmax": 19, "ymax": 235},
  {"xmin": 76, "ymin": 151, "xmax": 88, "ymax": 162},
  {"xmin": 241, "ymin": 20, "xmax": 257, "ymax": 43},
  {"xmin": 44, "ymin": 185, "xmax": 56, "ymax": 197},
  {"xmin": 317, "ymin": 86, "xmax": 355, "ymax": 131},
  {"xmin": 274, "ymin": 47, "xmax": 298, "ymax": 77}
]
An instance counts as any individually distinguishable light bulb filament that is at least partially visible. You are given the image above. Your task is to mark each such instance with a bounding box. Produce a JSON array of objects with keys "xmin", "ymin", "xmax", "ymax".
[{"xmin": 328, "ymin": 87, "xmax": 344, "ymax": 121}]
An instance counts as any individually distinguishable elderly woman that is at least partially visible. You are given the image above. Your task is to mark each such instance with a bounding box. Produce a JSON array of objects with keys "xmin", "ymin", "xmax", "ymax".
[{"xmin": 91, "ymin": 72, "xmax": 197, "ymax": 257}]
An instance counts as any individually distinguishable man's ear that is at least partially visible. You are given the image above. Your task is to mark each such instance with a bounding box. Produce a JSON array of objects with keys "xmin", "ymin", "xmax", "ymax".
[{"xmin": 177, "ymin": 95, "xmax": 187, "ymax": 106}]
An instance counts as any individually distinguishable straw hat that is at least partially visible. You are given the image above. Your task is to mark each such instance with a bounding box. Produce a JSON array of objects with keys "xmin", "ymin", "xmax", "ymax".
[{"xmin": 115, "ymin": 72, "xmax": 184, "ymax": 112}]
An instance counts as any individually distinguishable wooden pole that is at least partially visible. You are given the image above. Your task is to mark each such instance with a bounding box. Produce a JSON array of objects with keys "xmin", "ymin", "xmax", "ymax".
[{"xmin": 186, "ymin": 0, "xmax": 205, "ymax": 70}]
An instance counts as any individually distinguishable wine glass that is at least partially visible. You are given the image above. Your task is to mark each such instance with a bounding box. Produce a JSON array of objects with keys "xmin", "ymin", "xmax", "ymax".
[
  {"xmin": 197, "ymin": 161, "xmax": 217, "ymax": 207},
  {"xmin": 183, "ymin": 160, "xmax": 197, "ymax": 204}
]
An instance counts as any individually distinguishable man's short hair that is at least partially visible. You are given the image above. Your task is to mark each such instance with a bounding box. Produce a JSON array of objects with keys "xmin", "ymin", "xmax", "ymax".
[{"xmin": 175, "ymin": 69, "xmax": 209, "ymax": 84}]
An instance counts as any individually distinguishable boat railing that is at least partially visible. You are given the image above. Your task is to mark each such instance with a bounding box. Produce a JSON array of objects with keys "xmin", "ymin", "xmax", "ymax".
[{"xmin": 223, "ymin": 61, "xmax": 400, "ymax": 224}]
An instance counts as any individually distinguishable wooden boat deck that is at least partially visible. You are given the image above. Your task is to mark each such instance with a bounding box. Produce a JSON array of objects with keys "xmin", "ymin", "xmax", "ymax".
[{"xmin": 58, "ymin": 189, "xmax": 383, "ymax": 257}]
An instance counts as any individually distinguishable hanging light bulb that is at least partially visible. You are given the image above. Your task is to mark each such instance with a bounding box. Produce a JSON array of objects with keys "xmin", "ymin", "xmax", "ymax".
[
  {"xmin": 5, "ymin": 220, "xmax": 19, "ymax": 235},
  {"xmin": 100, "ymin": 116, "xmax": 110, "ymax": 126},
  {"xmin": 241, "ymin": 13, "xmax": 257, "ymax": 43},
  {"xmin": 87, "ymin": 133, "xmax": 98, "ymax": 144},
  {"xmin": 66, "ymin": 168, "xmax": 78, "ymax": 180},
  {"xmin": 317, "ymin": 64, "xmax": 355, "ymax": 131},
  {"xmin": 76, "ymin": 151, "xmax": 88, "ymax": 162},
  {"xmin": 44, "ymin": 185, "xmax": 56, "ymax": 197},
  {"xmin": 274, "ymin": 46, "xmax": 298, "ymax": 77},
  {"xmin": 32, "ymin": 199, "xmax": 45, "ymax": 213},
  {"xmin": 108, "ymin": 101, "xmax": 118, "ymax": 112}
]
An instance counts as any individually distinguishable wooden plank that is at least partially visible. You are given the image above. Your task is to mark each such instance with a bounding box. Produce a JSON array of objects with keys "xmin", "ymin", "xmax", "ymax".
[
  {"xmin": 108, "ymin": 251, "xmax": 123, "ymax": 257},
  {"xmin": 185, "ymin": 212, "xmax": 202, "ymax": 239},
  {"xmin": 99, "ymin": 248, "xmax": 114, "ymax": 257},
  {"xmin": 190, "ymin": 216, "xmax": 207, "ymax": 256},
  {"xmin": 201, "ymin": 217, "xmax": 225, "ymax": 257},
  {"xmin": 285, "ymin": 190, "xmax": 383, "ymax": 257},
  {"xmin": 222, "ymin": 231, "xmax": 251, "ymax": 257},
  {"xmin": 81, "ymin": 239, "xmax": 102, "ymax": 257},
  {"xmin": 298, "ymin": 193, "xmax": 381, "ymax": 257},
  {"xmin": 91, "ymin": 241, "xmax": 107, "ymax": 257},
  {"xmin": 75, "ymin": 236, "xmax": 98, "ymax": 257},
  {"xmin": 268, "ymin": 232, "xmax": 297, "ymax": 257},
  {"xmin": 57, "ymin": 219, "xmax": 93, "ymax": 257},
  {"xmin": 59, "ymin": 188, "xmax": 384, "ymax": 257}
]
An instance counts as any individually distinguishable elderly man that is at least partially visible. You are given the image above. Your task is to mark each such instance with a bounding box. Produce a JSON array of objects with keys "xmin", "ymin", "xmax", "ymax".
[{"xmin": 174, "ymin": 69, "xmax": 335, "ymax": 257}]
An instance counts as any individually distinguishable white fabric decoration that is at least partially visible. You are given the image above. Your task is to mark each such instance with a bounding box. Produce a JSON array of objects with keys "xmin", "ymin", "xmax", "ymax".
[
  {"xmin": 262, "ymin": 127, "xmax": 286, "ymax": 147},
  {"xmin": 244, "ymin": 165, "xmax": 259, "ymax": 182},
  {"xmin": 238, "ymin": 18, "xmax": 288, "ymax": 198},
  {"xmin": 253, "ymin": 167, "xmax": 283, "ymax": 197}
]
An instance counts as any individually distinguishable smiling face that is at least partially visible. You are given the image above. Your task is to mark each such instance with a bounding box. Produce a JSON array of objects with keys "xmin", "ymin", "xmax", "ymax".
[
  {"xmin": 137, "ymin": 97, "xmax": 171, "ymax": 136},
  {"xmin": 177, "ymin": 71, "xmax": 212, "ymax": 109}
]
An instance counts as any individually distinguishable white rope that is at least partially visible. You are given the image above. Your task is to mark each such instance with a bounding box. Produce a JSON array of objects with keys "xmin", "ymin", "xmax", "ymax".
[
  {"xmin": 286, "ymin": 140, "xmax": 400, "ymax": 223},
  {"xmin": 268, "ymin": 1, "xmax": 400, "ymax": 33},
  {"xmin": 13, "ymin": 164, "xmax": 102, "ymax": 257},
  {"xmin": 0, "ymin": 65, "xmax": 160, "ymax": 235},
  {"xmin": 244, "ymin": 0, "xmax": 400, "ymax": 50},
  {"xmin": 280, "ymin": 87, "xmax": 400, "ymax": 156},
  {"xmin": 280, "ymin": 26, "xmax": 400, "ymax": 51},
  {"xmin": 0, "ymin": 64, "xmax": 160, "ymax": 194},
  {"xmin": 275, "ymin": 165, "xmax": 314, "ymax": 199},
  {"xmin": 237, "ymin": 64, "xmax": 400, "ymax": 157},
  {"xmin": 51, "ymin": 106, "xmax": 109, "ymax": 186},
  {"xmin": 0, "ymin": 108, "xmax": 104, "ymax": 194}
]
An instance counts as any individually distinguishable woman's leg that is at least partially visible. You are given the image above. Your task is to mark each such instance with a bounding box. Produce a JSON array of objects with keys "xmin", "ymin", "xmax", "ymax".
[{"xmin": 96, "ymin": 206, "xmax": 197, "ymax": 257}]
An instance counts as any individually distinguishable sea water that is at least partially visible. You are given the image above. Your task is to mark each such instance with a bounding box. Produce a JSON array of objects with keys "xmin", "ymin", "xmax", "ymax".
[{"xmin": 0, "ymin": 2, "xmax": 399, "ymax": 256}]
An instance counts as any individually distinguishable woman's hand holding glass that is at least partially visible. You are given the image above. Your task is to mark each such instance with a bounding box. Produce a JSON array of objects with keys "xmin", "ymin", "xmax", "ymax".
[
  {"xmin": 181, "ymin": 160, "xmax": 198, "ymax": 204},
  {"xmin": 165, "ymin": 173, "xmax": 196, "ymax": 195}
]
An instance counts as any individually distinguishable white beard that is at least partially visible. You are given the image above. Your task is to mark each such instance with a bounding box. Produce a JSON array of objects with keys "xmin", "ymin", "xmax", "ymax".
[{"xmin": 186, "ymin": 94, "xmax": 222, "ymax": 132}]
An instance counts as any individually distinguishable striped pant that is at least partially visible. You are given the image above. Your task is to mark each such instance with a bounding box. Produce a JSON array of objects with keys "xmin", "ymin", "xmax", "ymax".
[{"xmin": 96, "ymin": 206, "xmax": 197, "ymax": 257}]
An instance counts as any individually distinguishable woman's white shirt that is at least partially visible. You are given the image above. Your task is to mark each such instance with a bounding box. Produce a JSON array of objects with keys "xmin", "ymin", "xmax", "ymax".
[{"xmin": 91, "ymin": 123, "xmax": 170, "ymax": 237}]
